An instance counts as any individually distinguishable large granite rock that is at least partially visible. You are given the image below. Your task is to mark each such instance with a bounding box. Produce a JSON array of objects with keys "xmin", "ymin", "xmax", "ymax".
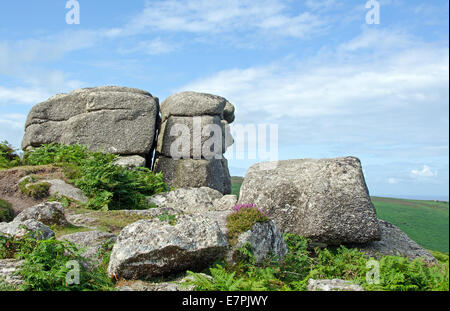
[
  {"xmin": 238, "ymin": 157, "xmax": 380, "ymax": 245},
  {"xmin": 14, "ymin": 201, "xmax": 68, "ymax": 226},
  {"xmin": 0, "ymin": 219, "xmax": 54, "ymax": 240},
  {"xmin": 108, "ymin": 214, "xmax": 228, "ymax": 280},
  {"xmin": 156, "ymin": 115, "xmax": 224, "ymax": 158},
  {"xmin": 160, "ymin": 92, "xmax": 232, "ymax": 122},
  {"xmin": 221, "ymin": 157, "xmax": 232, "ymax": 194},
  {"xmin": 155, "ymin": 91, "xmax": 234, "ymax": 194},
  {"xmin": 154, "ymin": 157, "xmax": 228, "ymax": 194},
  {"xmin": 351, "ymin": 220, "xmax": 436, "ymax": 263},
  {"xmin": 22, "ymin": 86, "xmax": 159, "ymax": 157},
  {"xmin": 227, "ymin": 221, "xmax": 288, "ymax": 264}
]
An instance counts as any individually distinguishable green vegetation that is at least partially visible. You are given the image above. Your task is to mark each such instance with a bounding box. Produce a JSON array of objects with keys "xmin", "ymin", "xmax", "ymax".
[
  {"xmin": 0, "ymin": 141, "xmax": 21, "ymax": 170},
  {"xmin": 226, "ymin": 204, "xmax": 268, "ymax": 246},
  {"xmin": 19, "ymin": 178, "xmax": 51, "ymax": 200},
  {"xmin": 0, "ymin": 277, "xmax": 16, "ymax": 291},
  {"xmin": 0, "ymin": 198, "xmax": 14, "ymax": 222},
  {"xmin": 157, "ymin": 212, "xmax": 177, "ymax": 226},
  {"xmin": 49, "ymin": 223, "xmax": 92, "ymax": 238},
  {"xmin": 186, "ymin": 234, "xmax": 449, "ymax": 291},
  {"xmin": 64, "ymin": 205, "xmax": 154, "ymax": 234},
  {"xmin": 22, "ymin": 143, "xmax": 169, "ymax": 210},
  {"xmin": 0, "ymin": 234, "xmax": 114, "ymax": 291},
  {"xmin": 372, "ymin": 197, "xmax": 449, "ymax": 253},
  {"xmin": 231, "ymin": 176, "xmax": 243, "ymax": 197}
]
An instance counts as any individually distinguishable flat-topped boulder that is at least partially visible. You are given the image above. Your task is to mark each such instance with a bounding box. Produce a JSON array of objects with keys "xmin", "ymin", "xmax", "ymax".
[
  {"xmin": 160, "ymin": 91, "xmax": 234, "ymax": 123},
  {"xmin": 22, "ymin": 86, "xmax": 159, "ymax": 157},
  {"xmin": 238, "ymin": 157, "xmax": 381, "ymax": 245}
]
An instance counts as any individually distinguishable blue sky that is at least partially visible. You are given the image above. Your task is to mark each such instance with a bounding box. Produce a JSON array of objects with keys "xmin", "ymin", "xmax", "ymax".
[{"xmin": 0, "ymin": 0, "xmax": 448, "ymax": 200}]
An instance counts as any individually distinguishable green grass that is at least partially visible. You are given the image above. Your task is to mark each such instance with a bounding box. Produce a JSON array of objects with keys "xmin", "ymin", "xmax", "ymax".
[
  {"xmin": 0, "ymin": 198, "xmax": 14, "ymax": 222},
  {"xmin": 372, "ymin": 197, "xmax": 449, "ymax": 254},
  {"xmin": 231, "ymin": 176, "xmax": 243, "ymax": 197},
  {"xmin": 231, "ymin": 180, "xmax": 449, "ymax": 254}
]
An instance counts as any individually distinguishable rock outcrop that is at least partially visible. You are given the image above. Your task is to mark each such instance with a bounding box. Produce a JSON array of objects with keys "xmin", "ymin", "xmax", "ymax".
[
  {"xmin": 14, "ymin": 201, "xmax": 68, "ymax": 226},
  {"xmin": 238, "ymin": 157, "xmax": 381, "ymax": 245},
  {"xmin": 22, "ymin": 86, "xmax": 160, "ymax": 166},
  {"xmin": 154, "ymin": 92, "xmax": 234, "ymax": 194},
  {"xmin": 0, "ymin": 219, "xmax": 54, "ymax": 240},
  {"xmin": 351, "ymin": 220, "xmax": 436, "ymax": 263},
  {"xmin": 108, "ymin": 214, "xmax": 228, "ymax": 280}
]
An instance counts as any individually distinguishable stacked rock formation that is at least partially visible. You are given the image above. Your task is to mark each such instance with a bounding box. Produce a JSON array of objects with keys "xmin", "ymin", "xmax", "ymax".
[
  {"xmin": 21, "ymin": 86, "xmax": 160, "ymax": 168},
  {"xmin": 154, "ymin": 92, "xmax": 235, "ymax": 194}
]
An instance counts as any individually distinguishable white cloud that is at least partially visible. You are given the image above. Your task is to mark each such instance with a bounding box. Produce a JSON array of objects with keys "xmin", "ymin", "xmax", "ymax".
[
  {"xmin": 0, "ymin": 86, "xmax": 50, "ymax": 105},
  {"xmin": 179, "ymin": 29, "xmax": 449, "ymax": 146},
  {"xmin": 305, "ymin": 0, "xmax": 337, "ymax": 11},
  {"xmin": 0, "ymin": 113, "xmax": 26, "ymax": 148},
  {"xmin": 411, "ymin": 165, "xmax": 437, "ymax": 178},
  {"xmin": 118, "ymin": 38, "xmax": 176, "ymax": 55},
  {"xmin": 111, "ymin": 0, "xmax": 326, "ymax": 39},
  {"xmin": 388, "ymin": 177, "xmax": 400, "ymax": 184}
]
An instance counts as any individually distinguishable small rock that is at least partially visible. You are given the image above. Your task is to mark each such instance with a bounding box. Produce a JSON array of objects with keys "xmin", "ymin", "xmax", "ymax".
[
  {"xmin": 227, "ymin": 221, "xmax": 288, "ymax": 264},
  {"xmin": 58, "ymin": 230, "xmax": 117, "ymax": 266},
  {"xmin": 114, "ymin": 155, "xmax": 146, "ymax": 168},
  {"xmin": 0, "ymin": 219, "xmax": 54, "ymax": 240},
  {"xmin": 0, "ymin": 259, "xmax": 24, "ymax": 286},
  {"xmin": 44, "ymin": 179, "xmax": 88, "ymax": 203},
  {"xmin": 14, "ymin": 201, "xmax": 68, "ymax": 226},
  {"xmin": 307, "ymin": 279, "xmax": 364, "ymax": 291},
  {"xmin": 108, "ymin": 214, "xmax": 228, "ymax": 280},
  {"xmin": 213, "ymin": 195, "xmax": 238, "ymax": 211},
  {"xmin": 65, "ymin": 213, "xmax": 98, "ymax": 227}
]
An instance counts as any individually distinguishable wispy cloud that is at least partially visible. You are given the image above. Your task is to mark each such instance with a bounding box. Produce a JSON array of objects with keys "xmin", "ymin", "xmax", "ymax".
[
  {"xmin": 108, "ymin": 0, "xmax": 327, "ymax": 40},
  {"xmin": 179, "ymin": 29, "xmax": 448, "ymax": 147},
  {"xmin": 118, "ymin": 38, "xmax": 177, "ymax": 55},
  {"xmin": 411, "ymin": 165, "xmax": 438, "ymax": 178}
]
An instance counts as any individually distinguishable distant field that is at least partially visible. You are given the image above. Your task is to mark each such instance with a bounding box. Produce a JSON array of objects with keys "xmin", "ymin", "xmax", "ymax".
[
  {"xmin": 372, "ymin": 197, "xmax": 449, "ymax": 254},
  {"xmin": 231, "ymin": 178, "xmax": 449, "ymax": 253}
]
